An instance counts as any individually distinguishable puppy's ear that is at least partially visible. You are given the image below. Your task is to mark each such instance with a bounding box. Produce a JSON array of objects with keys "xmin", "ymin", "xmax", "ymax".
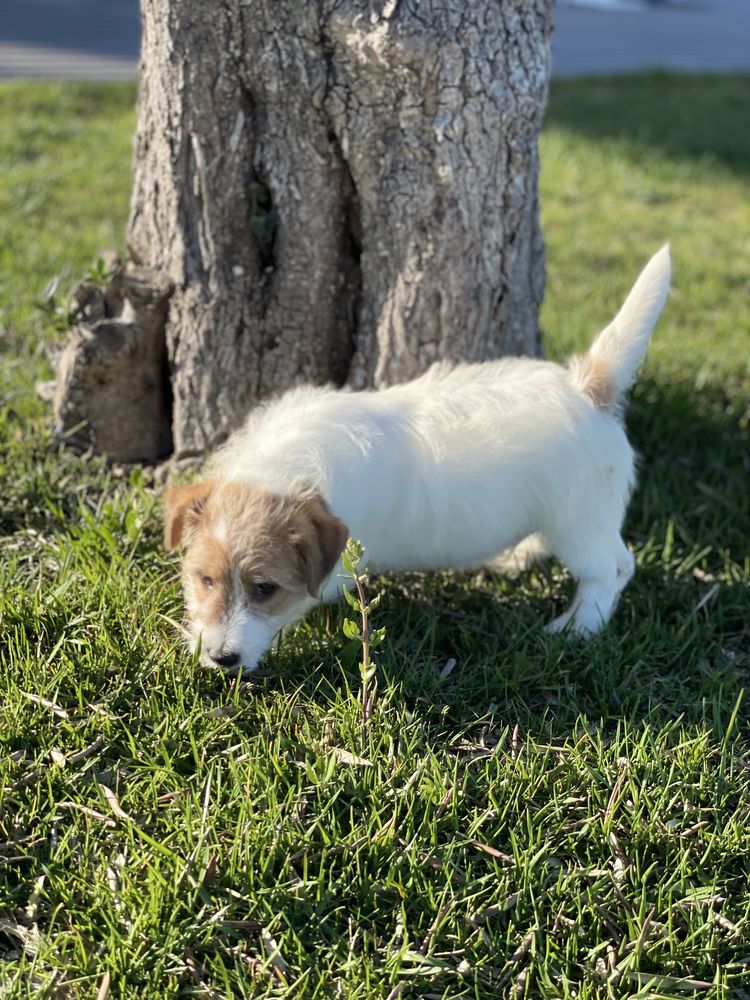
[
  {"xmin": 163, "ymin": 481, "xmax": 214, "ymax": 550},
  {"xmin": 296, "ymin": 496, "xmax": 349, "ymax": 597}
]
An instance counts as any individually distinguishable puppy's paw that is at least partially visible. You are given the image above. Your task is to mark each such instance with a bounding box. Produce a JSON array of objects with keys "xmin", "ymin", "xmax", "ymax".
[
  {"xmin": 545, "ymin": 611, "xmax": 574, "ymax": 635},
  {"xmin": 545, "ymin": 611, "xmax": 596, "ymax": 639}
]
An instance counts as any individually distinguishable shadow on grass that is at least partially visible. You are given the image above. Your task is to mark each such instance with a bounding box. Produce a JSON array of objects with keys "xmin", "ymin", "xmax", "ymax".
[
  {"xmin": 626, "ymin": 375, "xmax": 749, "ymax": 557},
  {"xmin": 545, "ymin": 73, "xmax": 750, "ymax": 177}
]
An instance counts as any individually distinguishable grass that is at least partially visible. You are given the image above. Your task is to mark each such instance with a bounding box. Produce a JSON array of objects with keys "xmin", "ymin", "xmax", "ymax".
[{"xmin": 1, "ymin": 74, "xmax": 749, "ymax": 998}]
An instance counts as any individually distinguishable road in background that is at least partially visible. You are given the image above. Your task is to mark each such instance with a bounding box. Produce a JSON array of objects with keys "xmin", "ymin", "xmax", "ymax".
[
  {"xmin": 0, "ymin": 0, "xmax": 140, "ymax": 81},
  {"xmin": 0, "ymin": 0, "xmax": 748, "ymax": 80},
  {"xmin": 555, "ymin": 0, "xmax": 750, "ymax": 75}
]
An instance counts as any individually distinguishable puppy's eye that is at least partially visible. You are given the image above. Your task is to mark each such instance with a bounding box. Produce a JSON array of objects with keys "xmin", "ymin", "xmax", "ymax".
[
  {"xmin": 200, "ymin": 574, "xmax": 214, "ymax": 589},
  {"xmin": 249, "ymin": 581, "xmax": 279, "ymax": 602}
]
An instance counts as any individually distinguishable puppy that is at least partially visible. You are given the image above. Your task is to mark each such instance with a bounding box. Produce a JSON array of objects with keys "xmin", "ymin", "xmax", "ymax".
[{"xmin": 165, "ymin": 246, "xmax": 671, "ymax": 674}]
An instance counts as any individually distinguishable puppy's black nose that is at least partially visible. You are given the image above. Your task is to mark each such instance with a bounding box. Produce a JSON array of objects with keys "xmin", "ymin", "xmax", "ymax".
[{"xmin": 212, "ymin": 651, "xmax": 240, "ymax": 668}]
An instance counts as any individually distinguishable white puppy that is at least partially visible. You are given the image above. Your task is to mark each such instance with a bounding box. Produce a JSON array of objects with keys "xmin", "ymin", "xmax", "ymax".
[{"xmin": 165, "ymin": 246, "xmax": 671, "ymax": 674}]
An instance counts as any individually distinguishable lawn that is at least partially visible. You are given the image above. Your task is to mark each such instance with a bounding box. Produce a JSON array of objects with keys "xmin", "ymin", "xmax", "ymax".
[{"xmin": 0, "ymin": 76, "xmax": 749, "ymax": 998}]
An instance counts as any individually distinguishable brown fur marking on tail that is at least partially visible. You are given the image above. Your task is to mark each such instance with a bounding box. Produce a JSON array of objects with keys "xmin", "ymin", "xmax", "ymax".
[{"xmin": 570, "ymin": 352, "xmax": 615, "ymax": 412}]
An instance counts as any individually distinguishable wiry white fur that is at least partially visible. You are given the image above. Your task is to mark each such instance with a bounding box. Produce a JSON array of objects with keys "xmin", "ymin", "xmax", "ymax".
[{"xmin": 212, "ymin": 247, "xmax": 670, "ymax": 638}]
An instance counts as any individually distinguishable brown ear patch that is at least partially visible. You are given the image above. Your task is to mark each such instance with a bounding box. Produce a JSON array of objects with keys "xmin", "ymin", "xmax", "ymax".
[
  {"xmin": 295, "ymin": 495, "xmax": 349, "ymax": 597},
  {"xmin": 163, "ymin": 480, "xmax": 215, "ymax": 550}
]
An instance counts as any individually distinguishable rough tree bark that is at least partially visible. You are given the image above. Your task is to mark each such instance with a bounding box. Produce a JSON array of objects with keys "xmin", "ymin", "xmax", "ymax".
[{"xmin": 55, "ymin": 0, "xmax": 553, "ymax": 462}]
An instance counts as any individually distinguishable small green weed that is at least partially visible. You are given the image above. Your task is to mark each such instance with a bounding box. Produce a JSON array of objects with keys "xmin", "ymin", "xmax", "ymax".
[{"xmin": 341, "ymin": 539, "xmax": 387, "ymax": 734}]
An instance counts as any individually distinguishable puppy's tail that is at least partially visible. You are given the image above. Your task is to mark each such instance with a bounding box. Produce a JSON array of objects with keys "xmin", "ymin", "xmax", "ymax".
[{"xmin": 569, "ymin": 245, "xmax": 671, "ymax": 412}]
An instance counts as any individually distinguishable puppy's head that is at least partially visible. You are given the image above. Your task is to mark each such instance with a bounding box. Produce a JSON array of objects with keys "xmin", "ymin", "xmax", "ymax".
[{"xmin": 164, "ymin": 480, "xmax": 348, "ymax": 674}]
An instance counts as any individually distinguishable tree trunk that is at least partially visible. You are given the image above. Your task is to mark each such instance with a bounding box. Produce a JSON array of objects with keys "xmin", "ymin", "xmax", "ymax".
[{"xmin": 56, "ymin": 0, "xmax": 553, "ymax": 462}]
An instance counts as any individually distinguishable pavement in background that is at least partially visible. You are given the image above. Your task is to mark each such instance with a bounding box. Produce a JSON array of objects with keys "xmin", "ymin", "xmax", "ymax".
[
  {"xmin": 554, "ymin": 0, "xmax": 750, "ymax": 76},
  {"xmin": 0, "ymin": 0, "xmax": 748, "ymax": 81},
  {"xmin": 0, "ymin": 0, "xmax": 140, "ymax": 81}
]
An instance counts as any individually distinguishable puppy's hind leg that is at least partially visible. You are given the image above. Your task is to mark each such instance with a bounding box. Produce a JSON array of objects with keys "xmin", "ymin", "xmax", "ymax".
[
  {"xmin": 546, "ymin": 531, "xmax": 634, "ymax": 637},
  {"xmin": 486, "ymin": 533, "xmax": 547, "ymax": 578}
]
